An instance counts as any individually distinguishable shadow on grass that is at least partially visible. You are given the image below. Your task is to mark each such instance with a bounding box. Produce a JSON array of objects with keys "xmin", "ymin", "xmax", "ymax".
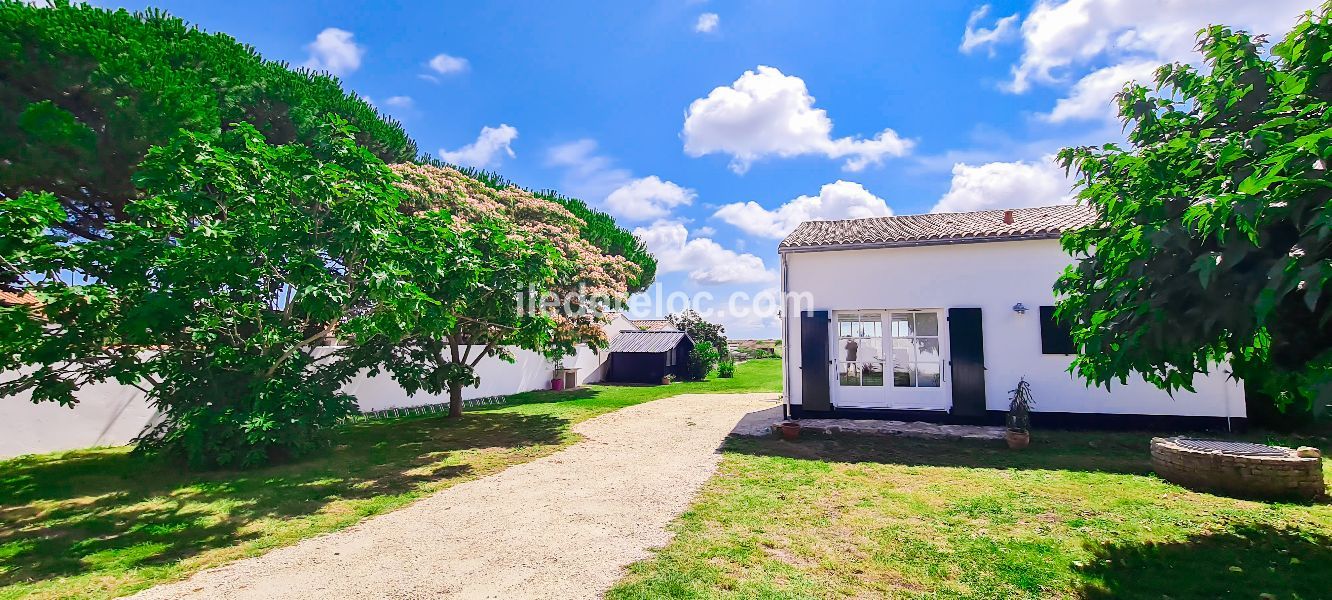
[
  {"xmin": 724, "ymin": 430, "xmax": 1168, "ymax": 476},
  {"xmin": 0, "ymin": 410, "xmax": 568, "ymax": 587},
  {"xmin": 1077, "ymin": 523, "xmax": 1332, "ymax": 598}
]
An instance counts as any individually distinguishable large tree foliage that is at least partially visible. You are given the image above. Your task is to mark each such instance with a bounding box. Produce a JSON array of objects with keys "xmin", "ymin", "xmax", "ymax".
[
  {"xmin": 444, "ymin": 162, "xmax": 658, "ymax": 292},
  {"xmin": 1056, "ymin": 5, "xmax": 1332, "ymax": 412},
  {"xmin": 668, "ymin": 309, "xmax": 729, "ymax": 361},
  {"xmin": 0, "ymin": 122, "xmax": 442, "ymax": 467},
  {"xmin": 359, "ymin": 164, "xmax": 639, "ymax": 417},
  {"xmin": 0, "ymin": 0, "xmax": 416, "ymax": 242}
]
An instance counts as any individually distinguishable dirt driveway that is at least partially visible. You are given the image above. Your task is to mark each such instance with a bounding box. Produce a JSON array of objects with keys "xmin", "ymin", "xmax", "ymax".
[{"xmin": 129, "ymin": 392, "xmax": 778, "ymax": 600}]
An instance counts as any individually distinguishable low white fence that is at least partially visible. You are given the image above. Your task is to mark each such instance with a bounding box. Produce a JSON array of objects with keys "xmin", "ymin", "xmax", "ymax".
[{"xmin": 0, "ymin": 343, "xmax": 610, "ymax": 460}]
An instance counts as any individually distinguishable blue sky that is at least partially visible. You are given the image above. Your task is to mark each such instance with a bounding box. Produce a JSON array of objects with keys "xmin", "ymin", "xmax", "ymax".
[{"xmin": 104, "ymin": 0, "xmax": 1320, "ymax": 337}]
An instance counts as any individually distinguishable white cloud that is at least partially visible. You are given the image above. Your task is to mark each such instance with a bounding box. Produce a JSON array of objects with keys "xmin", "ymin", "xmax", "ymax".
[
  {"xmin": 438, "ymin": 124, "xmax": 518, "ymax": 169},
  {"xmin": 931, "ymin": 156, "xmax": 1074, "ymax": 213},
  {"xmin": 682, "ymin": 65, "xmax": 914, "ymax": 173},
  {"xmin": 1006, "ymin": 0, "xmax": 1312, "ymax": 93},
  {"xmin": 714, "ymin": 180, "xmax": 893, "ymax": 239},
  {"xmin": 1040, "ymin": 60, "xmax": 1158, "ymax": 122},
  {"xmin": 960, "ymin": 5, "xmax": 1019, "ymax": 55},
  {"xmin": 383, "ymin": 95, "xmax": 414, "ymax": 109},
  {"xmin": 428, "ymin": 53, "xmax": 470, "ymax": 75},
  {"xmin": 605, "ymin": 176, "xmax": 696, "ymax": 222},
  {"xmin": 633, "ymin": 221, "xmax": 775, "ymax": 285},
  {"xmin": 302, "ymin": 28, "xmax": 364, "ymax": 76},
  {"xmin": 545, "ymin": 139, "xmax": 634, "ymax": 202},
  {"xmin": 695, "ymin": 12, "xmax": 720, "ymax": 33}
]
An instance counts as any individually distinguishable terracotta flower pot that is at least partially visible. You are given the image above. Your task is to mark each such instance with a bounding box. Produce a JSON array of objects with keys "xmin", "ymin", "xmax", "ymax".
[
  {"xmin": 779, "ymin": 421, "xmax": 801, "ymax": 441},
  {"xmin": 1006, "ymin": 428, "xmax": 1030, "ymax": 450}
]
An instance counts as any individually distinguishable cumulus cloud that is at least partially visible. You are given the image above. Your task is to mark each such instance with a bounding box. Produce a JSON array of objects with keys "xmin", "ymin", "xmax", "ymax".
[
  {"xmin": 695, "ymin": 12, "xmax": 720, "ymax": 33},
  {"xmin": 633, "ymin": 221, "xmax": 775, "ymax": 285},
  {"xmin": 1006, "ymin": 0, "xmax": 1312, "ymax": 93},
  {"xmin": 931, "ymin": 156, "xmax": 1074, "ymax": 213},
  {"xmin": 428, "ymin": 53, "xmax": 469, "ymax": 75},
  {"xmin": 1040, "ymin": 60, "xmax": 1159, "ymax": 122},
  {"xmin": 714, "ymin": 180, "xmax": 893, "ymax": 239},
  {"xmin": 302, "ymin": 28, "xmax": 364, "ymax": 76},
  {"xmin": 605, "ymin": 176, "xmax": 696, "ymax": 222},
  {"xmin": 545, "ymin": 139, "xmax": 634, "ymax": 202},
  {"xmin": 438, "ymin": 124, "xmax": 518, "ymax": 169},
  {"xmin": 682, "ymin": 66, "xmax": 914, "ymax": 173},
  {"xmin": 960, "ymin": 5, "xmax": 1019, "ymax": 55}
]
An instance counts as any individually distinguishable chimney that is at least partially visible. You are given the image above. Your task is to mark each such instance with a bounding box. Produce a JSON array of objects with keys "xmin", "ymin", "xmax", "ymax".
[{"xmin": 1002, "ymin": 210, "xmax": 1014, "ymax": 224}]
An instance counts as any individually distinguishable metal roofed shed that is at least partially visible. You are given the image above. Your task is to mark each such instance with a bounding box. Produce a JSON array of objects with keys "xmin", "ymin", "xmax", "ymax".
[{"xmin": 605, "ymin": 330, "xmax": 695, "ymax": 384}]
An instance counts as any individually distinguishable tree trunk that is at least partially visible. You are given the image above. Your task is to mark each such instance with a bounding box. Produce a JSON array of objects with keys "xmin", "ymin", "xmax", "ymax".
[{"xmin": 448, "ymin": 383, "xmax": 464, "ymax": 418}]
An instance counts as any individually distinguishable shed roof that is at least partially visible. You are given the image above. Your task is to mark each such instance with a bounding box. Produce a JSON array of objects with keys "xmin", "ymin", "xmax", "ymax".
[
  {"xmin": 779, "ymin": 204, "xmax": 1097, "ymax": 252},
  {"xmin": 608, "ymin": 330, "xmax": 690, "ymax": 353}
]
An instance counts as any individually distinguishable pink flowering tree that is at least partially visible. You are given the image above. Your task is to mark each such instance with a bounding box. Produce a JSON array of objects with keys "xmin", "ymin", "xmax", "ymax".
[{"xmin": 359, "ymin": 163, "xmax": 641, "ymax": 417}]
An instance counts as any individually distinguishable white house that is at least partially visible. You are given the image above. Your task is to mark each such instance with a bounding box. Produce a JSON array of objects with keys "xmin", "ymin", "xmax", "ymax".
[{"xmin": 779, "ymin": 205, "xmax": 1246, "ymax": 429}]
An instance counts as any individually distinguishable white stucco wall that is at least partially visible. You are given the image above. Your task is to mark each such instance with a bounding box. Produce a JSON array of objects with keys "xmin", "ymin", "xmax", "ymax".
[
  {"xmin": 0, "ymin": 316, "xmax": 632, "ymax": 459},
  {"xmin": 782, "ymin": 238, "xmax": 1245, "ymax": 418}
]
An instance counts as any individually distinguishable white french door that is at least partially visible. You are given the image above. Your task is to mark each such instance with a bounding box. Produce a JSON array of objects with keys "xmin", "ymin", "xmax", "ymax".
[
  {"xmin": 886, "ymin": 311, "xmax": 949, "ymax": 410},
  {"xmin": 832, "ymin": 311, "xmax": 885, "ymax": 408},
  {"xmin": 832, "ymin": 309, "xmax": 950, "ymax": 411}
]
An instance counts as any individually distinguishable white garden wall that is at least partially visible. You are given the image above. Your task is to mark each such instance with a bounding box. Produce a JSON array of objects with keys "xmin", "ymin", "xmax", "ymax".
[
  {"xmin": 0, "ymin": 313, "xmax": 633, "ymax": 459},
  {"xmin": 782, "ymin": 238, "xmax": 1245, "ymax": 418}
]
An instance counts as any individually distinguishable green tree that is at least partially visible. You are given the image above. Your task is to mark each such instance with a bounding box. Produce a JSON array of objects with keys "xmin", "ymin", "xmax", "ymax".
[
  {"xmin": 1056, "ymin": 4, "xmax": 1332, "ymax": 414},
  {"xmin": 359, "ymin": 164, "xmax": 640, "ymax": 417},
  {"xmin": 0, "ymin": 1, "xmax": 416, "ymax": 243},
  {"xmin": 684, "ymin": 342, "xmax": 720, "ymax": 381},
  {"xmin": 668, "ymin": 309, "xmax": 730, "ymax": 361},
  {"xmin": 0, "ymin": 122, "xmax": 438, "ymax": 467}
]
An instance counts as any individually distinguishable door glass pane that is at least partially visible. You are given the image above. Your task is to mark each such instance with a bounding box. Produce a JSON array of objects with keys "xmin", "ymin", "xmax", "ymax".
[
  {"xmin": 891, "ymin": 314, "xmax": 911, "ymax": 338},
  {"xmin": 917, "ymin": 361, "xmax": 941, "ymax": 387},
  {"xmin": 861, "ymin": 362, "xmax": 884, "ymax": 386},
  {"xmin": 839, "ymin": 362, "xmax": 861, "ymax": 386},
  {"xmin": 915, "ymin": 312, "xmax": 939, "ymax": 336},
  {"xmin": 893, "ymin": 362, "xmax": 913, "ymax": 387},
  {"xmin": 916, "ymin": 338, "xmax": 940, "ymax": 363},
  {"xmin": 841, "ymin": 338, "xmax": 862, "ymax": 362},
  {"xmin": 839, "ymin": 317, "xmax": 855, "ymax": 338}
]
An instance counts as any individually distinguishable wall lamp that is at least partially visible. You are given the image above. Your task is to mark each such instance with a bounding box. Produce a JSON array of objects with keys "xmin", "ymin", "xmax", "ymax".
[{"xmin": 1012, "ymin": 302, "xmax": 1028, "ymax": 315}]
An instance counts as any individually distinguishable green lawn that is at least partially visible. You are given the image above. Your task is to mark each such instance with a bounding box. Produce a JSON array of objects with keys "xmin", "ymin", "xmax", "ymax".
[
  {"xmin": 0, "ymin": 359, "xmax": 781, "ymax": 600},
  {"xmin": 610, "ymin": 429, "xmax": 1332, "ymax": 600}
]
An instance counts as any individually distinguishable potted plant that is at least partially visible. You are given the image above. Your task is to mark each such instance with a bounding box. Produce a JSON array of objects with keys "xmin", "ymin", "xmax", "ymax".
[
  {"xmin": 779, "ymin": 420, "xmax": 801, "ymax": 441},
  {"xmin": 1006, "ymin": 377, "xmax": 1034, "ymax": 450},
  {"xmin": 661, "ymin": 374, "xmax": 675, "ymax": 385}
]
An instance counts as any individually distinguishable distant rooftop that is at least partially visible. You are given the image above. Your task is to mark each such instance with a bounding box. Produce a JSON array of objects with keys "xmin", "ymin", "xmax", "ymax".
[
  {"xmin": 778, "ymin": 204, "xmax": 1097, "ymax": 252},
  {"xmin": 629, "ymin": 318, "xmax": 675, "ymax": 332}
]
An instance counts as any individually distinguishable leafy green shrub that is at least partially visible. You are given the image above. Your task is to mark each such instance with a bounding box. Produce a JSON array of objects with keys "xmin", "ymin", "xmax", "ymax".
[
  {"xmin": 685, "ymin": 342, "xmax": 720, "ymax": 381},
  {"xmin": 0, "ymin": 122, "xmax": 436, "ymax": 468},
  {"xmin": 668, "ymin": 310, "xmax": 729, "ymax": 361},
  {"xmin": 717, "ymin": 360, "xmax": 736, "ymax": 379}
]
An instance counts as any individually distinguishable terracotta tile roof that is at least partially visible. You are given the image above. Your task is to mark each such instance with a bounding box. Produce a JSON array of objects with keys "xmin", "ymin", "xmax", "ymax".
[
  {"xmin": 778, "ymin": 204, "xmax": 1097, "ymax": 251},
  {"xmin": 629, "ymin": 319, "xmax": 676, "ymax": 332},
  {"xmin": 608, "ymin": 330, "xmax": 690, "ymax": 353},
  {"xmin": 0, "ymin": 290, "xmax": 40, "ymax": 306}
]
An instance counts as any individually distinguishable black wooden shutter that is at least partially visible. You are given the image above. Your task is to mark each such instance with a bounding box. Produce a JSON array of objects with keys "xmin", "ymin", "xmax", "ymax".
[
  {"xmin": 948, "ymin": 307, "xmax": 986, "ymax": 418},
  {"xmin": 1039, "ymin": 305, "xmax": 1076, "ymax": 354},
  {"xmin": 799, "ymin": 310, "xmax": 831, "ymax": 412}
]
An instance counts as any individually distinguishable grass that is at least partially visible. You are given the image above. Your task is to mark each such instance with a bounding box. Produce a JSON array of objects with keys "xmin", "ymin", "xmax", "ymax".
[
  {"xmin": 609, "ymin": 428, "xmax": 1332, "ymax": 599},
  {"xmin": 0, "ymin": 359, "xmax": 781, "ymax": 600}
]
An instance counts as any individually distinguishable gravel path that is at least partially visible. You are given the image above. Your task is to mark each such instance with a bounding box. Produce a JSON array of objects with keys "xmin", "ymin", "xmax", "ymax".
[{"xmin": 129, "ymin": 392, "xmax": 779, "ymax": 600}]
